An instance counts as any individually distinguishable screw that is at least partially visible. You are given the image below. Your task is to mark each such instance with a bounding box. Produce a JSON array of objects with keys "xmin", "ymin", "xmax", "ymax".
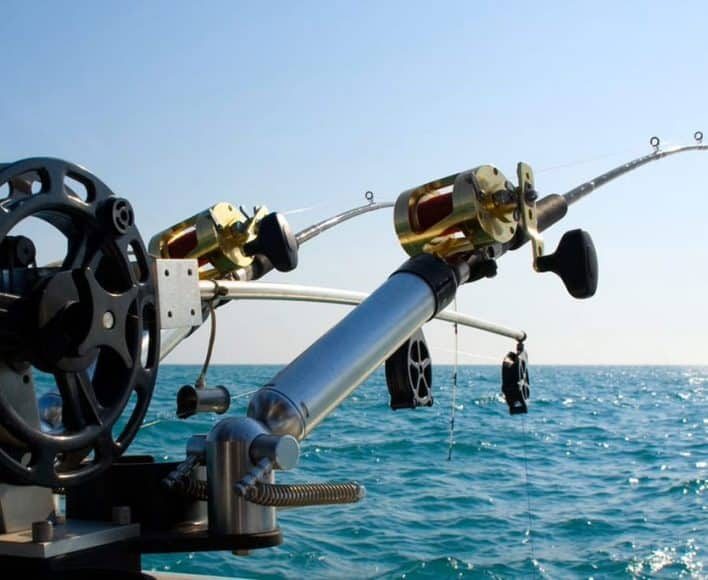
[
  {"xmin": 102, "ymin": 311, "xmax": 115, "ymax": 329},
  {"xmin": 524, "ymin": 189, "xmax": 538, "ymax": 203}
]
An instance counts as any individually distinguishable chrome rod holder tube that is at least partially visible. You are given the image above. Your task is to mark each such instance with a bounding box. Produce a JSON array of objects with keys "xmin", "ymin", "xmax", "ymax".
[
  {"xmin": 248, "ymin": 254, "xmax": 460, "ymax": 440},
  {"xmin": 206, "ymin": 417, "xmax": 277, "ymax": 536},
  {"xmin": 206, "ymin": 417, "xmax": 300, "ymax": 536}
]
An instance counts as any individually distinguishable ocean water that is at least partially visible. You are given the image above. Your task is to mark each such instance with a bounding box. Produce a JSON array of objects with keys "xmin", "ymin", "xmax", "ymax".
[{"xmin": 133, "ymin": 365, "xmax": 706, "ymax": 579}]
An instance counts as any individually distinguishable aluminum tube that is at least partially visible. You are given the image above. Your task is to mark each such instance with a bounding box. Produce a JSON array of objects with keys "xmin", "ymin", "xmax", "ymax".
[
  {"xmin": 199, "ymin": 280, "xmax": 525, "ymax": 341},
  {"xmin": 247, "ymin": 272, "xmax": 436, "ymax": 439}
]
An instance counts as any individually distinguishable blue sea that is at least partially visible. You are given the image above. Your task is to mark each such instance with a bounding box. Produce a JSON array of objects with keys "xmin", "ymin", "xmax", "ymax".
[{"xmin": 133, "ymin": 365, "xmax": 706, "ymax": 579}]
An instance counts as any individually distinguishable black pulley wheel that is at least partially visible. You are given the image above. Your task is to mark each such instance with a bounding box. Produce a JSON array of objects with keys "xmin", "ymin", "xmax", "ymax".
[
  {"xmin": 244, "ymin": 212, "xmax": 298, "ymax": 272},
  {"xmin": 385, "ymin": 328, "xmax": 433, "ymax": 410},
  {"xmin": 0, "ymin": 158, "xmax": 160, "ymax": 486},
  {"xmin": 501, "ymin": 348, "xmax": 530, "ymax": 415}
]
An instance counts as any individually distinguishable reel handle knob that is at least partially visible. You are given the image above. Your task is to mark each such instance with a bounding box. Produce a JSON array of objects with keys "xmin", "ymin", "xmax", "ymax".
[
  {"xmin": 244, "ymin": 212, "xmax": 298, "ymax": 272},
  {"xmin": 536, "ymin": 229, "xmax": 598, "ymax": 299}
]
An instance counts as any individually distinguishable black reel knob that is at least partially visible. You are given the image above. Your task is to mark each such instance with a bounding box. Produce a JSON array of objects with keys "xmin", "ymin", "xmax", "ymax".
[
  {"xmin": 536, "ymin": 228, "xmax": 598, "ymax": 299},
  {"xmin": 244, "ymin": 212, "xmax": 298, "ymax": 272},
  {"xmin": 0, "ymin": 158, "xmax": 160, "ymax": 487},
  {"xmin": 501, "ymin": 346, "xmax": 530, "ymax": 415},
  {"xmin": 385, "ymin": 328, "xmax": 433, "ymax": 410}
]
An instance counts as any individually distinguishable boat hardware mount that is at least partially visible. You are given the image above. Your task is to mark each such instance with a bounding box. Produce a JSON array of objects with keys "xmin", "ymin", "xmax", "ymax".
[{"xmin": 0, "ymin": 132, "xmax": 705, "ymax": 576}]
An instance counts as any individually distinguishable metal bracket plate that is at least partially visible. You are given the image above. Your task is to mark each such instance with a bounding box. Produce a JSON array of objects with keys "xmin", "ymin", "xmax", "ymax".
[
  {"xmin": 154, "ymin": 259, "xmax": 202, "ymax": 329},
  {"xmin": 0, "ymin": 520, "xmax": 140, "ymax": 558}
]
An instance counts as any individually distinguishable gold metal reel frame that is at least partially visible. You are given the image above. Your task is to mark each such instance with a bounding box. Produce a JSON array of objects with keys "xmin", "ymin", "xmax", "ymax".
[
  {"xmin": 394, "ymin": 164, "xmax": 524, "ymax": 261},
  {"xmin": 149, "ymin": 202, "xmax": 269, "ymax": 279}
]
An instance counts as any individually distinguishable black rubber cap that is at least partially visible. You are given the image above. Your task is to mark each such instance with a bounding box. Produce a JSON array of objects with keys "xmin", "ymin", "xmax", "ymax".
[
  {"xmin": 245, "ymin": 212, "xmax": 298, "ymax": 272},
  {"xmin": 394, "ymin": 253, "xmax": 459, "ymax": 316}
]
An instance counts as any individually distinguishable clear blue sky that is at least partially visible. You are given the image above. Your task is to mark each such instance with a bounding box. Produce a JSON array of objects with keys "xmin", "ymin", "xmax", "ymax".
[{"xmin": 2, "ymin": 1, "xmax": 707, "ymax": 364}]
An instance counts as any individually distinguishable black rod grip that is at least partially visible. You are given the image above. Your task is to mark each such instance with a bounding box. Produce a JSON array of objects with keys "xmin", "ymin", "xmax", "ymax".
[{"xmin": 508, "ymin": 194, "xmax": 568, "ymax": 251}]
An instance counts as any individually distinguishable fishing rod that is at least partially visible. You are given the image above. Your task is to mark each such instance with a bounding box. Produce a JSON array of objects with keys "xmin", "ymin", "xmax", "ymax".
[{"xmin": 0, "ymin": 132, "xmax": 704, "ymax": 576}]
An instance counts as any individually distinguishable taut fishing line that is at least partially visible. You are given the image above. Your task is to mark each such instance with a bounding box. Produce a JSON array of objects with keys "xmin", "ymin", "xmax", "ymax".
[
  {"xmin": 432, "ymin": 346, "xmax": 498, "ymax": 362},
  {"xmin": 446, "ymin": 298, "xmax": 459, "ymax": 461},
  {"xmin": 536, "ymin": 148, "xmax": 636, "ymax": 174},
  {"xmin": 139, "ymin": 390, "xmax": 258, "ymax": 431},
  {"xmin": 521, "ymin": 414, "xmax": 538, "ymax": 575}
]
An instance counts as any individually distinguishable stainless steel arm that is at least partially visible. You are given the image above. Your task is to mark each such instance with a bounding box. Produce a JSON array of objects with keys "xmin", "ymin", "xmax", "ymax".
[{"xmin": 198, "ymin": 280, "xmax": 525, "ymax": 341}]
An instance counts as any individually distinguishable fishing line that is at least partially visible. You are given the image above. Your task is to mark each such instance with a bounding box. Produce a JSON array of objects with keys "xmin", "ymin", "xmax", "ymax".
[
  {"xmin": 446, "ymin": 298, "xmax": 459, "ymax": 461},
  {"xmin": 536, "ymin": 148, "xmax": 637, "ymax": 174},
  {"xmin": 282, "ymin": 203, "xmax": 325, "ymax": 216},
  {"xmin": 138, "ymin": 390, "xmax": 259, "ymax": 430},
  {"xmin": 431, "ymin": 346, "xmax": 498, "ymax": 362},
  {"xmin": 521, "ymin": 413, "xmax": 538, "ymax": 575}
]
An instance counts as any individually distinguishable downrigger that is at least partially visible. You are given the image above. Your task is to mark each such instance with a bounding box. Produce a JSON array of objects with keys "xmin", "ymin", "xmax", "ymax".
[{"xmin": 0, "ymin": 132, "xmax": 703, "ymax": 577}]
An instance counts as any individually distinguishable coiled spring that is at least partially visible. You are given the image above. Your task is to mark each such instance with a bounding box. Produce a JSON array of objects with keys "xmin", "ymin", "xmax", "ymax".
[
  {"xmin": 178, "ymin": 478, "xmax": 364, "ymax": 507},
  {"xmin": 245, "ymin": 481, "xmax": 365, "ymax": 507},
  {"xmin": 182, "ymin": 477, "xmax": 209, "ymax": 501}
]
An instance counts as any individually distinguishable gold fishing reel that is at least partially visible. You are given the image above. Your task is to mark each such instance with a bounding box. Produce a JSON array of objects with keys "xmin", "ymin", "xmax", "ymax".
[
  {"xmin": 149, "ymin": 203, "xmax": 298, "ymax": 279},
  {"xmin": 395, "ymin": 161, "xmax": 599, "ymax": 299},
  {"xmin": 394, "ymin": 162, "xmax": 542, "ymax": 265}
]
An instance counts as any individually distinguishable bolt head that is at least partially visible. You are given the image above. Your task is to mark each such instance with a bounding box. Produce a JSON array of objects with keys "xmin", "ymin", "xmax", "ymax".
[
  {"xmin": 102, "ymin": 310, "xmax": 115, "ymax": 329},
  {"xmin": 273, "ymin": 435, "xmax": 300, "ymax": 470},
  {"xmin": 524, "ymin": 189, "xmax": 538, "ymax": 203}
]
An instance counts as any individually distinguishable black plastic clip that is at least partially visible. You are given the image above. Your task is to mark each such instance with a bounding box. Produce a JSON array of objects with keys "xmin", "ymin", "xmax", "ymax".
[
  {"xmin": 385, "ymin": 328, "xmax": 433, "ymax": 409},
  {"xmin": 501, "ymin": 342, "xmax": 530, "ymax": 415}
]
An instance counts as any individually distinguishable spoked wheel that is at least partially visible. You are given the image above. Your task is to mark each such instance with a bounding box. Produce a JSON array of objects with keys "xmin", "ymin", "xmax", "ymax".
[
  {"xmin": 0, "ymin": 158, "xmax": 160, "ymax": 487},
  {"xmin": 385, "ymin": 328, "xmax": 433, "ymax": 409}
]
